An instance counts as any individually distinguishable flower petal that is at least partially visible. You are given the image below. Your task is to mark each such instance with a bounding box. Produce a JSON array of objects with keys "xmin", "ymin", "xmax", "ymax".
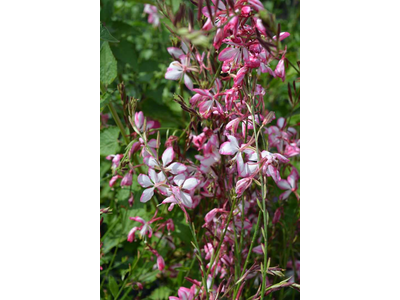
[
  {"xmin": 173, "ymin": 174, "xmax": 186, "ymax": 187},
  {"xmin": 218, "ymin": 47, "xmax": 238, "ymax": 62},
  {"xmin": 138, "ymin": 174, "xmax": 152, "ymax": 188},
  {"xmin": 179, "ymin": 191, "xmax": 193, "ymax": 208},
  {"xmin": 140, "ymin": 187, "xmax": 155, "ymax": 203},
  {"xmin": 184, "ymin": 74, "xmax": 193, "ymax": 90},
  {"xmin": 162, "ymin": 147, "xmax": 175, "ymax": 167},
  {"xmin": 277, "ymin": 179, "xmax": 291, "ymax": 190},
  {"xmin": 169, "ymin": 162, "xmax": 187, "ymax": 174},
  {"xmin": 182, "ymin": 177, "xmax": 200, "ymax": 191}
]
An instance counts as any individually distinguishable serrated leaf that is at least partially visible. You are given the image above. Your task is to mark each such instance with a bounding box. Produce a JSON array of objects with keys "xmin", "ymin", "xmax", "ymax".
[
  {"xmin": 101, "ymin": 42, "xmax": 118, "ymax": 85},
  {"xmin": 100, "ymin": 127, "xmax": 120, "ymax": 156}
]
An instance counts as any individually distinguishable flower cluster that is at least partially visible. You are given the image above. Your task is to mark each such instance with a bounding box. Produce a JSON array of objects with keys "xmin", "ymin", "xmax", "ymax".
[{"xmin": 104, "ymin": 0, "xmax": 300, "ymax": 298}]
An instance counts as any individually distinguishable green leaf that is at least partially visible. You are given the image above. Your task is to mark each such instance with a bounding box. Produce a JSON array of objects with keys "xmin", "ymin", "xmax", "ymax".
[
  {"xmin": 101, "ymin": 42, "xmax": 118, "ymax": 85},
  {"xmin": 108, "ymin": 276, "xmax": 119, "ymax": 298},
  {"xmin": 100, "ymin": 23, "xmax": 119, "ymax": 43},
  {"xmin": 147, "ymin": 286, "xmax": 172, "ymax": 300},
  {"xmin": 100, "ymin": 93, "xmax": 112, "ymax": 108},
  {"xmin": 100, "ymin": 126, "xmax": 120, "ymax": 156}
]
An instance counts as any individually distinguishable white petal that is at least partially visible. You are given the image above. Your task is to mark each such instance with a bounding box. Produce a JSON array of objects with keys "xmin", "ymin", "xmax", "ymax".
[
  {"xmin": 182, "ymin": 178, "xmax": 200, "ymax": 191},
  {"xmin": 157, "ymin": 171, "xmax": 166, "ymax": 183},
  {"xmin": 173, "ymin": 174, "xmax": 186, "ymax": 187},
  {"xmin": 162, "ymin": 147, "xmax": 175, "ymax": 167},
  {"xmin": 169, "ymin": 162, "xmax": 187, "ymax": 174},
  {"xmin": 148, "ymin": 168, "xmax": 157, "ymax": 183},
  {"xmin": 277, "ymin": 179, "xmax": 291, "ymax": 190},
  {"xmin": 140, "ymin": 187, "xmax": 155, "ymax": 203},
  {"xmin": 165, "ymin": 64, "xmax": 183, "ymax": 80},
  {"xmin": 138, "ymin": 174, "xmax": 152, "ymax": 188},
  {"xmin": 180, "ymin": 191, "xmax": 193, "ymax": 208},
  {"xmin": 184, "ymin": 74, "xmax": 193, "ymax": 90}
]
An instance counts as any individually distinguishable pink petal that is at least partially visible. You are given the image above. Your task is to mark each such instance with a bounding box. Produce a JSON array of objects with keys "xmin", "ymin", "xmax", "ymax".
[
  {"xmin": 129, "ymin": 216, "xmax": 146, "ymax": 225},
  {"xmin": 277, "ymin": 179, "xmax": 291, "ymax": 190},
  {"xmin": 218, "ymin": 47, "xmax": 238, "ymax": 62},
  {"xmin": 273, "ymin": 32, "xmax": 290, "ymax": 41},
  {"xmin": 279, "ymin": 190, "xmax": 292, "ymax": 200},
  {"xmin": 252, "ymin": 245, "xmax": 264, "ymax": 254}
]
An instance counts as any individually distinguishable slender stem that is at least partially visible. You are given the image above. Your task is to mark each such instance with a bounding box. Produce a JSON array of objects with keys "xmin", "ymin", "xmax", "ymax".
[
  {"xmin": 233, "ymin": 211, "xmax": 262, "ymax": 298},
  {"xmin": 250, "ymin": 98, "xmax": 269, "ymax": 300},
  {"xmin": 286, "ymin": 59, "xmax": 300, "ymax": 75},
  {"xmin": 108, "ymin": 102, "xmax": 129, "ymax": 145}
]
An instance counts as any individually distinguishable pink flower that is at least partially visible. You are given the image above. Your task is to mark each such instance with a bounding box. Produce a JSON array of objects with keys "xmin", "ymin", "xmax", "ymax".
[
  {"xmin": 144, "ymin": 147, "xmax": 187, "ymax": 175},
  {"xmin": 127, "ymin": 217, "xmax": 152, "ymax": 241},
  {"xmin": 134, "ymin": 111, "xmax": 160, "ymax": 133},
  {"xmin": 144, "ymin": 4, "xmax": 161, "ymax": 27},
  {"xmin": 165, "ymin": 55, "xmax": 198, "ymax": 90},
  {"xmin": 235, "ymin": 177, "xmax": 253, "ymax": 196},
  {"xmin": 106, "ymin": 154, "xmax": 123, "ymax": 170},
  {"xmin": 219, "ymin": 135, "xmax": 240, "ymax": 155},
  {"xmin": 138, "ymin": 169, "xmax": 169, "ymax": 203},
  {"xmin": 164, "ymin": 174, "xmax": 200, "ymax": 208},
  {"xmin": 277, "ymin": 168, "xmax": 299, "ymax": 200},
  {"xmin": 204, "ymin": 208, "xmax": 227, "ymax": 223}
]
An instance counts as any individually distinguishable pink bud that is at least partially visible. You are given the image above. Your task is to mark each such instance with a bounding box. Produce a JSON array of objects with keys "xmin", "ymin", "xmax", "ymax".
[
  {"xmin": 128, "ymin": 193, "xmax": 134, "ymax": 207},
  {"xmin": 109, "ymin": 175, "xmax": 121, "ymax": 187},
  {"xmin": 121, "ymin": 171, "xmax": 133, "ymax": 187},
  {"xmin": 272, "ymin": 207, "xmax": 282, "ymax": 225},
  {"xmin": 245, "ymin": 56, "xmax": 261, "ymax": 68},
  {"xmin": 129, "ymin": 142, "xmax": 141, "ymax": 157},
  {"xmin": 235, "ymin": 178, "xmax": 252, "ymax": 196},
  {"xmin": 166, "ymin": 219, "xmax": 175, "ymax": 232},
  {"xmin": 134, "ymin": 111, "xmax": 144, "ymax": 130},
  {"xmin": 241, "ymin": 6, "xmax": 252, "ymax": 16},
  {"xmin": 157, "ymin": 255, "xmax": 165, "ymax": 271},
  {"xmin": 275, "ymin": 57, "xmax": 286, "ymax": 82}
]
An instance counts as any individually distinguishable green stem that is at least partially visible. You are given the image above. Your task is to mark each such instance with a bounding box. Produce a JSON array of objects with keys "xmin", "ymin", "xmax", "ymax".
[
  {"xmin": 233, "ymin": 211, "xmax": 263, "ymax": 298},
  {"xmin": 250, "ymin": 99, "xmax": 269, "ymax": 300},
  {"xmin": 108, "ymin": 102, "xmax": 129, "ymax": 145}
]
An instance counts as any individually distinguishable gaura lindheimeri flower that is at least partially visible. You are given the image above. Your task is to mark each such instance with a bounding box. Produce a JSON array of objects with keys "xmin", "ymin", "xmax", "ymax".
[
  {"xmin": 144, "ymin": 147, "xmax": 187, "ymax": 175},
  {"xmin": 127, "ymin": 215, "xmax": 161, "ymax": 241},
  {"xmin": 134, "ymin": 111, "xmax": 160, "ymax": 133},
  {"xmin": 138, "ymin": 169, "xmax": 169, "ymax": 203},
  {"xmin": 144, "ymin": 4, "xmax": 161, "ymax": 27},
  {"xmin": 277, "ymin": 168, "xmax": 299, "ymax": 200},
  {"xmin": 162, "ymin": 174, "xmax": 200, "ymax": 208},
  {"xmin": 165, "ymin": 55, "xmax": 198, "ymax": 90}
]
